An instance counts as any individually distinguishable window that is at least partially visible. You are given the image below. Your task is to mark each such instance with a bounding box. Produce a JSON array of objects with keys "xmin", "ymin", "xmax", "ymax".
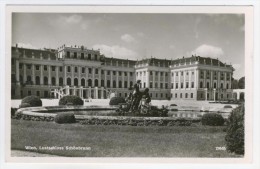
[
  {"xmin": 67, "ymin": 52, "xmax": 70, "ymax": 58},
  {"xmin": 150, "ymin": 82, "xmax": 153, "ymax": 88},
  {"xmin": 226, "ymin": 83, "xmax": 229, "ymax": 89},
  {"xmin": 160, "ymin": 72, "xmax": 163, "ymax": 76},
  {"xmin": 191, "ymin": 93, "xmax": 193, "ymax": 98},
  {"xmin": 124, "ymin": 81, "xmax": 127, "ymax": 88},
  {"xmin": 107, "ymin": 71, "xmax": 110, "ymax": 75},
  {"xmin": 176, "ymin": 72, "xmax": 178, "ymax": 76},
  {"xmin": 214, "ymin": 82, "xmax": 217, "ymax": 88},
  {"xmin": 113, "ymin": 80, "xmax": 116, "ymax": 88},
  {"xmin": 81, "ymin": 53, "xmax": 84, "ymax": 59},
  {"xmin": 51, "ymin": 77, "xmax": 55, "ymax": 85},
  {"xmin": 36, "ymin": 91, "xmax": 40, "ymax": 97},
  {"xmin": 186, "ymin": 82, "xmax": 189, "ymax": 88},
  {"xmin": 94, "ymin": 79, "xmax": 98, "ymax": 86},
  {"xmin": 185, "ymin": 93, "xmax": 188, "ymax": 98},
  {"xmin": 130, "ymin": 72, "xmax": 133, "ymax": 76},
  {"xmin": 82, "ymin": 67, "xmax": 85, "ymax": 73},
  {"xmin": 81, "ymin": 78, "xmax": 85, "ymax": 86},
  {"xmin": 191, "ymin": 82, "xmax": 194, "ymax": 88},
  {"xmin": 101, "ymin": 70, "xmax": 104, "ymax": 75},
  {"xmin": 144, "ymin": 82, "xmax": 146, "ymax": 88},
  {"xmin": 155, "ymin": 83, "xmax": 158, "ymax": 88},
  {"xmin": 207, "ymin": 82, "xmax": 210, "ymax": 88},
  {"xmin": 165, "ymin": 83, "xmax": 168, "ymax": 89},
  {"xmin": 88, "ymin": 54, "xmax": 91, "ymax": 60},
  {"xmin": 180, "ymin": 93, "xmax": 182, "ymax": 98},
  {"xmin": 161, "ymin": 93, "xmax": 163, "ymax": 98},
  {"xmin": 181, "ymin": 82, "xmax": 183, "ymax": 89},
  {"xmin": 119, "ymin": 71, "xmax": 122, "ymax": 76},
  {"xmin": 200, "ymin": 81, "xmax": 203, "ymax": 88},
  {"xmin": 156, "ymin": 72, "xmax": 158, "ymax": 76},
  {"xmin": 221, "ymin": 83, "xmax": 223, "ymax": 89},
  {"xmin": 28, "ymin": 90, "xmax": 31, "ymax": 96},
  {"xmin": 124, "ymin": 72, "xmax": 127, "ymax": 76},
  {"xmin": 74, "ymin": 78, "xmax": 78, "ymax": 86},
  {"xmin": 27, "ymin": 64, "xmax": 31, "ymax": 69},
  {"xmin": 94, "ymin": 54, "xmax": 98, "ymax": 60},
  {"xmin": 59, "ymin": 67, "xmax": 63, "ymax": 72},
  {"xmin": 165, "ymin": 72, "xmax": 168, "ymax": 76},
  {"xmin": 150, "ymin": 71, "xmax": 153, "ymax": 75},
  {"xmin": 160, "ymin": 83, "xmax": 163, "ymax": 88},
  {"xmin": 59, "ymin": 77, "xmax": 63, "ymax": 86},
  {"xmin": 52, "ymin": 66, "xmax": 55, "ymax": 71},
  {"xmin": 75, "ymin": 67, "xmax": 78, "ymax": 73},
  {"xmin": 107, "ymin": 80, "xmax": 110, "ymax": 87},
  {"xmin": 67, "ymin": 66, "xmax": 71, "ymax": 72},
  {"xmin": 200, "ymin": 71, "xmax": 204, "ymax": 78},
  {"xmin": 176, "ymin": 83, "xmax": 178, "ymax": 89},
  {"xmin": 171, "ymin": 83, "xmax": 174, "ymax": 89},
  {"xmin": 186, "ymin": 72, "xmax": 189, "ymax": 76},
  {"xmin": 95, "ymin": 69, "xmax": 98, "ymax": 74},
  {"xmin": 113, "ymin": 71, "xmax": 116, "ymax": 75},
  {"xmin": 175, "ymin": 93, "xmax": 177, "ymax": 98},
  {"xmin": 74, "ymin": 52, "xmax": 77, "ymax": 59},
  {"xmin": 35, "ymin": 65, "xmax": 40, "ymax": 70},
  {"xmin": 119, "ymin": 81, "xmax": 122, "ymax": 88},
  {"xmin": 181, "ymin": 72, "xmax": 183, "ymax": 76},
  {"xmin": 19, "ymin": 63, "xmax": 23, "ymax": 69},
  {"xmin": 88, "ymin": 68, "xmax": 92, "ymax": 74},
  {"xmin": 35, "ymin": 76, "xmax": 40, "ymax": 85},
  {"xmin": 192, "ymin": 72, "xmax": 194, "ymax": 75}
]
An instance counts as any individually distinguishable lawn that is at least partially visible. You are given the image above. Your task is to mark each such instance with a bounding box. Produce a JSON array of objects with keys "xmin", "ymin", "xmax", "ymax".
[{"xmin": 11, "ymin": 119, "xmax": 239, "ymax": 157}]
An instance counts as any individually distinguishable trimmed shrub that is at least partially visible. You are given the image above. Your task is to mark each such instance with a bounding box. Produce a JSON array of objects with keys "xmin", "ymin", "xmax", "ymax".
[
  {"xmin": 11, "ymin": 108, "xmax": 17, "ymax": 117},
  {"xmin": 19, "ymin": 103, "xmax": 32, "ymax": 108},
  {"xmin": 54, "ymin": 112, "xmax": 76, "ymax": 124},
  {"xmin": 224, "ymin": 105, "xmax": 233, "ymax": 108},
  {"xmin": 59, "ymin": 95, "xmax": 84, "ymax": 106},
  {"xmin": 109, "ymin": 97, "xmax": 126, "ymax": 105},
  {"xmin": 21, "ymin": 95, "xmax": 42, "ymax": 107},
  {"xmin": 201, "ymin": 113, "xmax": 225, "ymax": 126},
  {"xmin": 225, "ymin": 104, "xmax": 244, "ymax": 155}
]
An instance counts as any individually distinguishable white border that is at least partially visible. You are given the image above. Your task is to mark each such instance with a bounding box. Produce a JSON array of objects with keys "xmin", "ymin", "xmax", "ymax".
[{"xmin": 1, "ymin": 1, "xmax": 259, "ymax": 169}]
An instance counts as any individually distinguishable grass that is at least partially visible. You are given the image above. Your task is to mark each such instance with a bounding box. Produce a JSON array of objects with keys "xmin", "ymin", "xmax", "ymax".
[{"xmin": 11, "ymin": 119, "xmax": 240, "ymax": 157}]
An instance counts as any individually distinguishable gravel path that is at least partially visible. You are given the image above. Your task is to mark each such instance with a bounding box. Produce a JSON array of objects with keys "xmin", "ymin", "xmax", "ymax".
[{"xmin": 11, "ymin": 150, "xmax": 60, "ymax": 157}]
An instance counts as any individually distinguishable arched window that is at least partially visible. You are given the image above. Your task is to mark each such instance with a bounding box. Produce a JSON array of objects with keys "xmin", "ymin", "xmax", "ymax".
[
  {"xmin": 35, "ymin": 76, "xmax": 40, "ymax": 85},
  {"xmin": 74, "ymin": 78, "xmax": 78, "ymax": 86},
  {"xmin": 27, "ymin": 75, "xmax": 31, "ymax": 82},
  {"xmin": 88, "ymin": 79, "xmax": 92, "ymax": 87},
  {"xmin": 226, "ymin": 83, "xmax": 229, "ymax": 89},
  {"xmin": 207, "ymin": 82, "xmax": 210, "ymax": 89},
  {"xmin": 124, "ymin": 81, "xmax": 127, "ymax": 88},
  {"xmin": 44, "ymin": 76, "xmax": 48, "ymax": 85},
  {"xmin": 81, "ymin": 78, "xmax": 85, "ymax": 86},
  {"xmin": 95, "ymin": 79, "xmax": 98, "ymax": 87},
  {"xmin": 51, "ymin": 77, "xmax": 56, "ymax": 85},
  {"xmin": 101, "ymin": 80, "xmax": 104, "ymax": 87},
  {"xmin": 107, "ymin": 80, "xmax": 110, "ymax": 88},
  {"xmin": 200, "ymin": 81, "xmax": 203, "ymax": 88},
  {"xmin": 67, "ymin": 78, "xmax": 71, "ymax": 86},
  {"xmin": 59, "ymin": 77, "xmax": 63, "ymax": 86},
  {"xmin": 119, "ymin": 81, "xmax": 122, "ymax": 88},
  {"xmin": 113, "ymin": 80, "xmax": 116, "ymax": 88}
]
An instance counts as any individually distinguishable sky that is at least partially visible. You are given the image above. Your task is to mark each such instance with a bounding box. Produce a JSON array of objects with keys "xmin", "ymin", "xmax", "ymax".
[{"xmin": 12, "ymin": 13, "xmax": 245, "ymax": 79}]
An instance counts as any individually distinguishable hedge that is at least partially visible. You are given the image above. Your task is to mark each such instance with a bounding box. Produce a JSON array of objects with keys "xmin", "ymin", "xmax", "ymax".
[
  {"xmin": 109, "ymin": 97, "xmax": 126, "ymax": 105},
  {"xmin": 225, "ymin": 104, "xmax": 244, "ymax": 155},
  {"xmin": 59, "ymin": 95, "xmax": 84, "ymax": 106},
  {"xmin": 20, "ymin": 95, "xmax": 42, "ymax": 107},
  {"xmin": 54, "ymin": 112, "xmax": 76, "ymax": 124},
  {"xmin": 201, "ymin": 113, "xmax": 225, "ymax": 126}
]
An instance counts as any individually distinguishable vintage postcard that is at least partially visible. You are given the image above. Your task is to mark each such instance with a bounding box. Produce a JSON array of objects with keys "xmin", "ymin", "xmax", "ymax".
[{"xmin": 3, "ymin": 5, "xmax": 255, "ymax": 165}]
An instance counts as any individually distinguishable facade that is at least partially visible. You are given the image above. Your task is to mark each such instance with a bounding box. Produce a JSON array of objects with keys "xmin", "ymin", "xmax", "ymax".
[{"xmin": 11, "ymin": 44, "xmax": 234, "ymax": 101}]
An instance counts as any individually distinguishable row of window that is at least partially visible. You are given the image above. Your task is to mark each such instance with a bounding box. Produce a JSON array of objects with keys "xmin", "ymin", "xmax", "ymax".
[
  {"xmin": 20, "ymin": 75, "xmax": 134, "ymax": 88},
  {"xmin": 66, "ymin": 51, "xmax": 99, "ymax": 60},
  {"xmin": 173, "ymin": 93, "xmax": 194, "ymax": 99},
  {"xmin": 172, "ymin": 71, "xmax": 195, "ymax": 77},
  {"xmin": 200, "ymin": 71, "xmax": 231, "ymax": 81},
  {"xmin": 172, "ymin": 82, "xmax": 195, "ymax": 89},
  {"xmin": 199, "ymin": 81, "xmax": 230, "ymax": 89},
  {"xmin": 19, "ymin": 64, "xmax": 133, "ymax": 76},
  {"xmin": 136, "ymin": 71, "xmax": 168, "ymax": 77}
]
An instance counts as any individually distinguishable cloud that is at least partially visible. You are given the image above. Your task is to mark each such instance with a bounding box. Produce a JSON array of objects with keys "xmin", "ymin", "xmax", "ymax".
[
  {"xmin": 121, "ymin": 34, "xmax": 136, "ymax": 43},
  {"xmin": 16, "ymin": 43, "xmax": 38, "ymax": 49},
  {"xmin": 191, "ymin": 44, "xmax": 224, "ymax": 58},
  {"xmin": 137, "ymin": 32, "xmax": 144, "ymax": 37},
  {"xmin": 63, "ymin": 14, "xmax": 82, "ymax": 24},
  {"xmin": 233, "ymin": 63, "xmax": 241, "ymax": 70},
  {"xmin": 93, "ymin": 44, "xmax": 138, "ymax": 60},
  {"xmin": 169, "ymin": 45, "xmax": 175, "ymax": 50}
]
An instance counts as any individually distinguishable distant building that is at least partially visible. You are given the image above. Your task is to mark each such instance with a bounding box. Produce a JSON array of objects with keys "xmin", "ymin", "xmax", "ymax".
[{"xmin": 11, "ymin": 44, "xmax": 234, "ymax": 101}]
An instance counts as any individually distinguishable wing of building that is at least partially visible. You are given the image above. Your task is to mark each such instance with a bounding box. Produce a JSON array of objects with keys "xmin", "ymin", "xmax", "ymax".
[{"xmin": 11, "ymin": 44, "xmax": 234, "ymax": 101}]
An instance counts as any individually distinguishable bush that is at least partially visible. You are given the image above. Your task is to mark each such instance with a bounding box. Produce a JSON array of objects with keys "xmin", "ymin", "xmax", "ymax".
[
  {"xmin": 225, "ymin": 104, "xmax": 244, "ymax": 155},
  {"xmin": 54, "ymin": 112, "xmax": 76, "ymax": 124},
  {"xmin": 201, "ymin": 113, "xmax": 225, "ymax": 126},
  {"xmin": 109, "ymin": 97, "xmax": 126, "ymax": 105},
  {"xmin": 59, "ymin": 95, "xmax": 83, "ymax": 106},
  {"xmin": 19, "ymin": 103, "xmax": 31, "ymax": 108},
  {"xmin": 11, "ymin": 108, "xmax": 17, "ymax": 117},
  {"xmin": 224, "ymin": 105, "xmax": 233, "ymax": 108},
  {"xmin": 21, "ymin": 95, "xmax": 42, "ymax": 107}
]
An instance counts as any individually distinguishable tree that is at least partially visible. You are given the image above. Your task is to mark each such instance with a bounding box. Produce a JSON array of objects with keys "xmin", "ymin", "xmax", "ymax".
[
  {"xmin": 231, "ymin": 78, "xmax": 239, "ymax": 89},
  {"xmin": 238, "ymin": 77, "xmax": 245, "ymax": 89}
]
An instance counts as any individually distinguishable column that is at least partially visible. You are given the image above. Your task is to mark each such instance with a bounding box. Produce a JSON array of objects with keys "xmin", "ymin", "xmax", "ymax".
[
  {"xmin": 116, "ymin": 71, "xmax": 119, "ymax": 88},
  {"xmin": 158, "ymin": 71, "xmax": 161, "ymax": 89},
  {"xmin": 71, "ymin": 66, "xmax": 74, "ymax": 86},
  {"xmin": 146, "ymin": 70, "xmax": 150, "ymax": 89},
  {"xmin": 163, "ymin": 71, "xmax": 166, "ymax": 89},
  {"xmin": 88, "ymin": 87, "xmax": 91, "ymax": 98},
  {"xmin": 122, "ymin": 71, "xmax": 125, "ymax": 88},
  {"xmin": 32, "ymin": 64, "xmax": 35, "ymax": 85},
  {"xmin": 94, "ymin": 87, "xmax": 98, "ymax": 99},
  {"xmin": 183, "ymin": 71, "xmax": 186, "ymax": 89},
  {"xmin": 152, "ymin": 71, "xmax": 155, "ymax": 89},
  {"xmin": 73, "ymin": 86, "xmax": 76, "ymax": 95},
  {"xmin": 127, "ymin": 72, "xmax": 130, "ymax": 88},
  {"xmin": 205, "ymin": 88, "xmax": 208, "ymax": 100},
  {"xmin": 98, "ymin": 68, "xmax": 101, "ymax": 87},
  {"xmin": 178, "ymin": 71, "xmax": 181, "ymax": 90},
  {"xmin": 40, "ymin": 65, "xmax": 43, "ymax": 85},
  {"xmin": 66, "ymin": 86, "xmax": 70, "ymax": 95},
  {"xmin": 173, "ymin": 71, "xmax": 175, "ymax": 90},
  {"xmin": 78, "ymin": 67, "xmax": 81, "ymax": 86},
  {"xmin": 23, "ymin": 63, "xmax": 26, "ymax": 83},
  {"xmin": 195, "ymin": 69, "xmax": 198, "ymax": 89},
  {"xmin": 48, "ymin": 65, "xmax": 51, "ymax": 85},
  {"xmin": 56, "ymin": 66, "xmax": 59, "ymax": 86},
  {"xmin": 86, "ymin": 67, "xmax": 89, "ymax": 87},
  {"xmin": 92, "ymin": 68, "xmax": 95, "ymax": 87},
  {"xmin": 104, "ymin": 70, "xmax": 107, "ymax": 88},
  {"xmin": 204, "ymin": 70, "xmax": 206, "ymax": 88},
  {"xmin": 189, "ymin": 70, "xmax": 191, "ymax": 89},
  {"xmin": 15, "ymin": 60, "xmax": 20, "ymax": 84},
  {"xmin": 217, "ymin": 71, "xmax": 220, "ymax": 88},
  {"xmin": 210, "ymin": 71, "xmax": 213, "ymax": 88},
  {"xmin": 64, "ymin": 65, "xmax": 67, "ymax": 85},
  {"xmin": 101, "ymin": 87, "xmax": 104, "ymax": 99},
  {"xmin": 224, "ymin": 72, "xmax": 227, "ymax": 89},
  {"xmin": 213, "ymin": 89, "xmax": 216, "ymax": 102},
  {"xmin": 110, "ymin": 71, "xmax": 113, "ymax": 88}
]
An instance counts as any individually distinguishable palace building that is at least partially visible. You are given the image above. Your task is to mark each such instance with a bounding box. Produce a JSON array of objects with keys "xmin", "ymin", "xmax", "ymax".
[{"xmin": 11, "ymin": 44, "xmax": 234, "ymax": 101}]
